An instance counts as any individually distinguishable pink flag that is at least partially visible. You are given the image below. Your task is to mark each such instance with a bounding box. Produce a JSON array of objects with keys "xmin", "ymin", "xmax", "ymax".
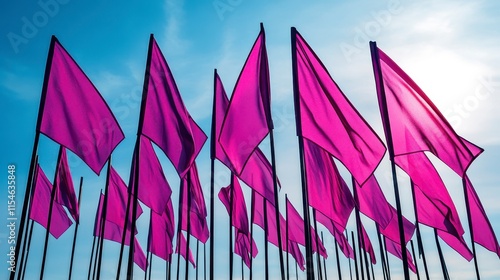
[
  {"xmin": 359, "ymin": 222, "xmax": 376, "ymax": 264},
  {"xmin": 30, "ymin": 165, "xmax": 73, "ymax": 239},
  {"xmin": 385, "ymin": 237, "xmax": 417, "ymax": 273},
  {"xmin": 465, "ymin": 176, "xmax": 500, "ymax": 257},
  {"xmin": 176, "ymin": 232, "xmax": 196, "ymax": 268},
  {"xmin": 371, "ymin": 45, "xmax": 483, "ymax": 177},
  {"xmin": 39, "ymin": 37, "xmax": 124, "ymax": 175},
  {"xmin": 316, "ymin": 211, "xmax": 354, "ymax": 259},
  {"xmin": 355, "ymin": 175, "xmax": 393, "ymax": 230},
  {"xmin": 218, "ymin": 175, "xmax": 250, "ymax": 235},
  {"xmin": 288, "ymin": 240, "xmax": 306, "ymax": 271},
  {"xmin": 294, "ymin": 30, "xmax": 386, "ymax": 185},
  {"xmin": 219, "ymin": 25, "xmax": 272, "ymax": 175},
  {"xmin": 107, "ymin": 166, "xmax": 143, "ymax": 229},
  {"xmin": 252, "ymin": 191, "xmax": 285, "ymax": 249},
  {"xmin": 149, "ymin": 205, "xmax": 175, "ymax": 262},
  {"xmin": 437, "ymin": 229, "xmax": 473, "ymax": 261},
  {"xmin": 212, "ymin": 72, "xmax": 277, "ymax": 204},
  {"xmin": 131, "ymin": 136, "xmax": 172, "ymax": 214},
  {"xmin": 304, "ymin": 138, "xmax": 354, "ymax": 230},
  {"xmin": 54, "ymin": 148, "xmax": 79, "ymax": 223},
  {"xmin": 142, "ymin": 37, "xmax": 206, "ymax": 178},
  {"xmin": 234, "ymin": 229, "xmax": 258, "ymax": 268},
  {"xmin": 379, "ymin": 206, "xmax": 415, "ymax": 245}
]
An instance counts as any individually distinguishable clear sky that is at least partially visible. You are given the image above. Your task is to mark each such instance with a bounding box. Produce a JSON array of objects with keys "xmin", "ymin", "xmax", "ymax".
[{"xmin": 1, "ymin": 0, "xmax": 500, "ymax": 279}]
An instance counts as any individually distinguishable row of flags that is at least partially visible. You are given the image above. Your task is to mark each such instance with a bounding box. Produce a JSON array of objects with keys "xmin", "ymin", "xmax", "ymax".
[{"xmin": 11, "ymin": 23, "xmax": 500, "ymax": 280}]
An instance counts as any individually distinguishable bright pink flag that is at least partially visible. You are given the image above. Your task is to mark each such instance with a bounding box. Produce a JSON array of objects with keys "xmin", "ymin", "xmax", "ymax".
[
  {"xmin": 304, "ymin": 139, "xmax": 354, "ymax": 230},
  {"xmin": 252, "ymin": 191, "xmax": 285, "ymax": 249},
  {"xmin": 107, "ymin": 166, "xmax": 143, "ymax": 229},
  {"xmin": 437, "ymin": 229, "xmax": 473, "ymax": 261},
  {"xmin": 379, "ymin": 206, "xmax": 415, "ymax": 245},
  {"xmin": 288, "ymin": 240, "xmax": 306, "ymax": 271},
  {"xmin": 149, "ymin": 205, "xmax": 175, "ymax": 262},
  {"xmin": 39, "ymin": 37, "xmax": 124, "ymax": 175},
  {"xmin": 294, "ymin": 29, "xmax": 386, "ymax": 185},
  {"xmin": 316, "ymin": 211, "xmax": 354, "ymax": 259},
  {"xmin": 54, "ymin": 147, "xmax": 79, "ymax": 223},
  {"xmin": 385, "ymin": 236, "xmax": 417, "ymax": 273},
  {"xmin": 176, "ymin": 232, "xmax": 196, "ymax": 268},
  {"xmin": 131, "ymin": 136, "xmax": 172, "ymax": 214},
  {"xmin": 218, "ymin": 175, "xmax": 250, "ymax": 235},
  {"xmin": 219, "ymin": 25, "xmax": 272, "ymax": 175},
  {"xmin": 465, "ymin": 176, "xmax": 500, "ymax": 257},
  {"xmin": 142, "ymin": 37, "xmax": 206, "ymax": 178},
  {"xmin": 234, "ymin": 229, "xmax": 258, "ymax": 268},
  {"xmin": 371, "ymin": 45, "xmax": 483, "ymax": 177},
  {"xmin": 30, "ymin": 165, "xmax": 73, "ymax": 239},
  {"xmin": 212, "ymin": 72, "xmax": 277, "ymax": 204},
  {"xmin": 359, "ymin": 222, "xmax": 376, "ymax": 264},
  {"xmin": 355, "ymin": 175, "xmax": 393, "ymax": 230}
]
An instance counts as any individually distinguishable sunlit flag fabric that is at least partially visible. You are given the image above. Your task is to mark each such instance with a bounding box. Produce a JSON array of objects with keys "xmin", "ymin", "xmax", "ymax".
[
  {"xmin": 142, "ymin": 37, "xmax": 206, "ymax": 178},
  {"xmin": 252, "ymin": 191, "xmax": 286, "ymax": 249},
  {"xmin": 130, "ymin": 136, "xmax": 172, "ymax": 214},
  {"xmin": 54, "ymin": 147, "xmax": 79, "ymax": 223},
  {"xmin": 212, "ymin": 72, "xmax": 277, "ymax": 204},
  {"xmin": 437, "ymin": 229, "xmax": 473, "ymax": 261},
  {"xmin": 371, "ymin": 45, "xmax": 483, "ymax": 177},
  {"xmin": 39, "ymin": 37, "xmax": 124, "ymax": 175},
  {"xmin": 465, "ymin": 176, "xmax": 500, "ymax": 257},
  {"xmin": 304, "ymin": 138, "xmax": 354, "ymax": 230},
  {"xmin": 355, "ymin": 175, "xmax": 393, "ymax": 230},
  {"xmin": 219, "ymin": 25, "xmax": 272, "ymax": 175},
  {"xmin": 30, "ymin": 164, "xmax": 73, "ymax": 239},
  {"xmin": 288, "ymin": 240, "xmax": 306, "ymax": 271},
  {"xmin": 293, "ymin": 29, "xmax": 386, "ymax": 185},
  {"xmin": 149, "ymin": 205, "xmax": 174, "ymax": 262},
  {"xmin": 359, "ymin": 221, "xmax": 376, "ymax": 264},
  {"xmin": 234, "ymin": 230, "xmax": 258, "ymax": 268},
  {"xmin": 176, "ymin": 232, "xmax": 196, "ymax": 268},
  {"xmin": 218, "ymin": 175, "xmax": 251, "ymax": 235},
  {"xmin": 379, "ymin": 205, "xmax": 415, "ymax": 245},
  {"xmin": 107, "ymin": 166, "xmax": 143, "ymax": 229},
  {"xmin": 385, "ymin": 237, "xmax": 417, "ymax": 273},
  {"xmin": 316, "ymin": 210, "xmax": 354, "ymax": 259}
]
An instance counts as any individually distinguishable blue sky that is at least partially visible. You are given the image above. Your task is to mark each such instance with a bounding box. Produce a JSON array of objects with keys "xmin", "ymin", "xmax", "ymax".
[{"xmin": 1, "ymin": 0, "xmax": 500, "ymax": 279}]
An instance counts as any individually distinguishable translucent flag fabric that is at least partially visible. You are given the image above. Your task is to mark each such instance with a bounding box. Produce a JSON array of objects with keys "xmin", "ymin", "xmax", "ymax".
[
  {"xmin": 294, "ymin": 29, "xmax": 386, "ymax": 185},
  {"xmin": 212, "ymin": 72, "xmax": 277, "ymax": 204},
  {"xmin": 218, "ymin": 175, "xmax": 250, "ymax": 235},
  {"xmin": 142, "ymin": 37, "xmax": 206, "ymax": 178},
  {"xmin": 252, "ymin": 191, "xmax": 285, "ymax": 249},
  {"xmin": 371, "ymin": 45, "xmax": 483, "ymax": 177},
  {"xmin": 30, "ymin": 164, "xmax": 73, "ymax": 239},
  {"xmin": 176, "ymin": 232, "xmax": 196, "ymax": 268},
  {"xmin": 379, "ymin": 206, "xmax": 415, "ymax": 245},
  {"xmin": 288, "ymin": 240, "xmax": 306, "ymax": 271},
  {"xmin": 437, "ymin": 229, "xmax": 473, "ymax": 261},
  {"xmin": 234, "ymin": 229, "xmax": 258, "ymax": 268},
  {"xmin": 316, "ymin": 210, "xmax": 354, "ymax": 259},
  {"xmin": 385, "ymin": 237, "xmax": 417, "ymax": 273},
  {"xmin": 304, "ymin": 139, "xmax": 354, "ymax": 230},
  {"xmin": 107, "ymin": 166, "xmax": 143, "ymax": 229},
  {"xmin": 54, "ymin": 148, "xmax": 79, "ymax": 223},
  {"xmin": 149, "ymin": 203, "xmax": 175, "ymax": 262},
  {"xmin": 219, "ymin": 26, "xmax": 272, "ymax": 175},
  {"xmin": 131, "ymin": 136, "xmax": 172, "ymax": 214},
  {"xmin": 39, "ymin": 37, "xmax": 124, "ymax": 175},
  {"xmin": 465, "ymin": 176, "xmax": 500, "ymax": 257},
  {"xmin": 355, "ymin": 175, "xmax": 393, "ymax": 230},
  {"xmin": 359, "ymin": 222, "xmax": 376, "ymax": 264}
]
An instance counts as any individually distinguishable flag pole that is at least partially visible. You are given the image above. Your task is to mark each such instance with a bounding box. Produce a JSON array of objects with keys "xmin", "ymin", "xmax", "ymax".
[
  {"xmin": 382, "ymin": 236, "xmax": 391, "ymax": 280},
  {"xmin": 68, "ymin": 177, "xmax": 84, "ymax": 280},
  {"xmin": 351, "ymin": 231, "xmax": 360, "ymax": 280},
  {"xmin": 369, "ymin": 41, "xmax": 410, "ymax": 280},
  {"xmin": 241, "ymin": 254, "xmax": 245, "ymax": 280},
  {"xmin": 320, "ymin": 232, "xmax": 328, "ymax": 280},
  {"xmin": 375, "ymin": 225, "xmax": 388, "ymax": 280},
  {"xmin": 285, "ymin": 195, "xmax": 290, "ymax": 280},
  {"xmin": 462, "ymin": 177, "xmax": 481, "ymax": 280},
  {"xmin": 176, "ymin": 178, "xmax": 185, "ymax": 280},
  {"xmin": 334, "ymin": 236, "xmax": 342, "ymax": 280},
  {"xmin": 96, "ymin": 158, "xmax": 112, "ymax": 280},
  {"xmin": 185, "ymin": 170, "xmax": 193, "ymax": 280},
  {"xmin": 93, "ymin": 236, "xmax": 101, "ymax": 280},
  {"xmin": 409, "ymin": 180, "xmax": 430, "ymax": 280},
  {"xmin": 434, "ymin": 229, "xmax": 450, "ymax": 280},
  {"xmin": 409, "ymin": 240, "xmax": 420, "ymax": 280},
  {"xmin": 346, "ymin": 230, "xmax": 353, "ymax": 280},
  {"xmin": 10, "ymin": 35, "xmax": 56, "ymax": 280},
  {"xmin": 87, "ymin": 231, "xmax": 97, "ymax": 280},
  {"xmin": 291, "ymin": 26, "xmax": 315, "ymax": 280},
  {"xmin": 209, "ymin": 68, "xmax": 218, "ymax": 280},
  {"xmin": 196, "ymin": 241, "xmax": 200, "ymax": 280},
  {"xmin": 312, "ymin": 210, "xmax": 323, "ymax": 280},
  {"xmin": 249, "ymin": 193, "xmax": 255, "ymax": 280},
  {"xmin": 363, "ymin": 248, "xmax": 371, "ymax": 280},
  {"xmin": 148, "ymin": 250, "xmax": 153, "ymax": 280},
  {"xmin": 352, "ymin": 179, "xmax": 365, "ymax": 280},
  {"xmin": 229, "ymin": 175, "xmax": 234, "ymax": 280},
  {"xmin": 20, "ymin": 220, "xmax": 34, "ymax": 280},
  {"xmin": 89, "ymin": 191, "xmax": 102, "ymax": 280},
  {"xmin": 263, "ymin": 201, "xmax": 270, "ymax": 280},
  {"xmin": 204, "ymin": 243, "xmax": 207, "ymax": 280},
  {"xmin": 39, "ymin": 146, "xmax": 64, "ymax": 280},
  {"xmin": 145, "ymin": 213, "xmax": 153, "ymax": 280},
  {"xmin": 116, "ymin": 181, "xmax": 132, "ymax": 279}
]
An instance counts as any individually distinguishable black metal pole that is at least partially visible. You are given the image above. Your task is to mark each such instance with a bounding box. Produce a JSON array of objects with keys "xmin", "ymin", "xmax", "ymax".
[
  {"xmin": 229, "ymin": 175, "xmax": 234, "ymax": 280},
  {"xmin": 334, "ymin": 237, "xmax": 342, "ymax": 280},
  {"xmin": 375, "ymin": 226, "xmax": 388, "ymax": 280},
  {"xmin": 351, "ymin": 231, "xmax": 360, "ymax": 280},
  {"xmin": 68, "ymin": 177, "xmax": 84, "ymax": 280},
  {"xmin": 20, "ymin": 220, "xmax": 34, "ymax": 280},
  {"xmin": 409, "ymin": 180, "xmax": 429, "ymax": 280},
  {"xmin": 434, "ymin": 229, "xmax": 450, "ymax": 280},
  {"xmin": 285, "ymin": 195, "xmax": 290, "ymax": 280},
  {"xmin": 321, "ymin": 232, "xmax": 328, "ymax": 280},
  {"xmin": 312, "ymin": 210, "xmax": 323, "ymax": 280},
  {"xmin": 462, "ymin": 177, "xmax": 481, "ymax": 280},
  {"xmin": 96, "ymin": 159, "xmax": 112, "ymax": 280},
  {"xmin": 410, "ymin": 240, "xmax": 420, "ymax": 280},
  {"xmin": 263, "ymin": 202, "xmax": 270, "ymax": 280}
]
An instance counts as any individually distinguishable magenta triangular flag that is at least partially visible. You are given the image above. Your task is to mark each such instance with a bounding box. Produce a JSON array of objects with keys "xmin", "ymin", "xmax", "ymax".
[
  {"xmin": 385, "ymin": 236, "xmax": 417, "ymax": 273},
  {"xmin": 355, "ymin": 175, "xmax": 393, "ymax": 230},
  {"xmin": 379, "ymin": 206, "xmax": 415, "ymax": 245},
  {"xmin": 176, "ymin": 232, "xmax": 196, "ymax": 268},
  {"xmin": 234, "ymin": 229, "xmax": 258, "ymax": 268},
  {"xmin": 437, "ymin": 229, "xmax": 473, "ymax": 261},
  {"xmin": 149, "ymin": 205, "xmax": 174, "ymax": 262},
  {"xmin": 359, "ymin": 221, "xmax": 376, "ymax": 264},
  {"xmin": 54, "ymin": 147, "xmax": 79, "ymax": 223},
  {"xmin": 107, "ymin": 166, "xmax": 143, "ymax": 229},
  {"xmin": 288, "ymin": 240, "xmax": 306, "ymax": 271},
  {"xmin": 316, "ymin": 211, "xmax": 354, "ymax": 259},
  {"xmin": 218, "ymin": 174, "xmax": 250, "ymax": 235},
  {"xmin": 39, "ymin": 37, "xmax": 124, "ymax": 175}
]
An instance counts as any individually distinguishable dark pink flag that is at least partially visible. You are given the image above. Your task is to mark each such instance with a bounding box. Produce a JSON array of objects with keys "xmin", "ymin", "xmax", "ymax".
[
  {"xmin": 437, "ymin": 229, "xmax": 473, "ymax": 261},
  {"xmin": 212, "ymin": 72, "xmax": 277, "ymax": 204},
  {"xmin": 131, "ymin": 136, "xmax": 172, "ymax": 214},
  {"xmin": 30, "ymin": 165, "xmax": 73, "ymax": 239},
  {"xmin": 219, "ymin": 26, "xmax": 272, "ymax": 175},
  {"xmin": 465, "ymin": 176, "xmax": 500, "ymax": 257},
  {"xmin": 303, "ymin": 139, "xmax": 354, "ymax": 230},
  {"xmin": 218, "ymin": 175, "xmax": 250, "ymax": 235},
  {"xmin": 316, "ymin": 210, "xmax": 354, "ymax": 259},
  {"xmin": 39, "ymin": 37, "xmax": 124, "ymax": 175},
  {"xmin": 294, "ymin": 30, "xmax": 386, "ymax": 185},
  {"xmin": 359, "ymin": 222, "xmax": 376, "ymax": 264},
  {"xmin": 385, "ymin": 237, "xmax": 417, "ymax": 273},
  {"xmin": 54, "ymin": 148, "xmax": 79, "ymax": 223},
  {"xmin": 252, "ymin": 191, "xmax": 286, "ymax": 249},
  {"xmin": 107, "ymin": 166, "xmax": 143, "ymax": 229},
  {"xmin": 379, "ymin": 205, "xmax": 415, "ymax": 245},
  {"xmin": 355, "ymin": 175, "xmax": 393, "ymax": 230},
  {"xmin": 234, "ymin": 229, "xmax": 258, "ymax": 268},
  {"xmin": 142, "ymin": 37, "xmax": 206, "ymax": 178},
  {"xmin": 176, "ymin": 232, "xmax": 196, "ymax": 268},
  {"xmin": 288, "ymin": 240, "xmax": 306, "ymax": 271},
  {"xmin": 149, "ymin": 206, "xmax": 175, "ymax": 262},
  {"xmin": 371, "ymin": 45, "xmax": 483, "ymax": 177}
]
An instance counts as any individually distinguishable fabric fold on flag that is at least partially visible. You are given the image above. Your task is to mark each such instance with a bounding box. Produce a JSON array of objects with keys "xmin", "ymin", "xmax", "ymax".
[
  {"xmin": 355, "ymin": 175, "xmax": 393, "ymax": 231},
  {"xmin": 149, "ymin": 200, "xmax": 175, "ymax": 262},
  {"xmin": 142, "ymin": 37, "xmax": 206, "ymax": 178},
  {"xmin": 30, "ymin": 164, "xmax": 73, "ymax": 239},
  {"xmin": 437, "ymin": 229, "xmax": 473, "ymax": 261},
  {"xmin": 39, "ymin": 37, "xmax": 124, "ymax": 175},
  {"xmin": 234, "ymin": 229, "xmax": 258, "ymax": 268},
  {"xmin": 288, "ymin": 240, "xmax": 306, "ymax": 271},
  {"xmin": 316, "ymin": 211, "xmax": 354, "ymax": 259},
  {"xmin": 219, "ymin": 26, "xmax": 272, "ymax": 175},
  {"xmin": 54, "ymin": 147, "xmax": 79, "ymax": 223},
  {"xmin": 371, "ymin": 45, "xmax": 483, "ymax": 177},
  {"xmin": 359, "ymin": 221, "xmax": 376, "ymax": 264},
  {"xmin": 294, "ymin": 30, "xmax": 386, "ymax": 185},
  {"xmin": 176, "ymin": 232, "xmax": 196, "ymax": 268},
  {"xmin": 385, "ymin": 236, "xmax": 417, "ymax": 273},
  {"xmin": 379, "ymin": 206, "xmax": 415, "ymax": 245},
  {"xmin": 107, "ymin": 166, "xmax": 143, "ymax": 229},
  {"xmin": 218, "ymin": 175, "xmax": 251, "ymax": 235}
]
